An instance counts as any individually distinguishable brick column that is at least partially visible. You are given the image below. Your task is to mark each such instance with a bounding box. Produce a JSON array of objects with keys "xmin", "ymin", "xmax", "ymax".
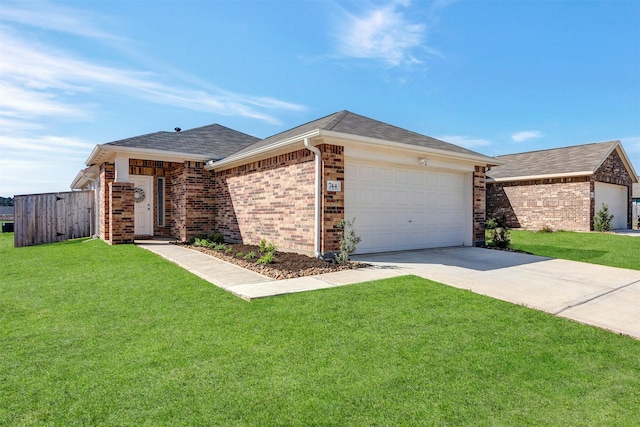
[
  {"xmin": 108, "ymin": 182, "xmax": 134, "ymax": 244},
  {"xmin": 99, "ymin": 163, "xmax": 115, "ymax": 241},
  {"xmin": 473, "ymin": 166, "xmax": 486, "ymax": 246},
  {"xmin": 320, "ymin": 144, "xmax": 344, "ymax": 253}
]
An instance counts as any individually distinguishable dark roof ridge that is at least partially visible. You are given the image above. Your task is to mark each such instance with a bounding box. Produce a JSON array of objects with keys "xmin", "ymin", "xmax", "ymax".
[{"xmin": 323, "ymin": 110, "xmax": 350, "ymax": 131}]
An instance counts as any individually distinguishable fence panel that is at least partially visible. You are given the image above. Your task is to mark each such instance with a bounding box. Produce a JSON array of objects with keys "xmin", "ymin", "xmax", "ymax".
[{"xmin": 14, "ymin": 191, "xmax": 94, "ymax": 247}]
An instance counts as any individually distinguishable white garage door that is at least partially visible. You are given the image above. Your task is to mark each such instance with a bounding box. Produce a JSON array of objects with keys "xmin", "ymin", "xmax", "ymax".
[
  {"xmin": 345, "ymin": 161, "xmax": 468, "ymax": 254},
  {"xmin": 595, "ymin": 182, "xmax": 628, "ymax": 229}
]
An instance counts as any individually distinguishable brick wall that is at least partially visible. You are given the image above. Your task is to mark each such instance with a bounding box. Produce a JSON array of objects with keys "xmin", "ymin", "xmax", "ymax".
[
  {"xmin": 320, "ymin": 144, "xmax": 344, "ymax": 253},
  {"xmin": 213, "ymin": 149, "xmax": 316, "ymax": 254},
  {"xmin": 108, "ymin": 182, "xmax": 134, "ymax": 244},
  {"xmin": 169, "ymin": 161, "xmax": 216, "ymax": 241},
  {"xmin": 488, "ymin": 177, "xmax": 592, "ymax": 231},
  {"xmin": 473, "ymin": 166, "xmax": 487, "ymax": 245},
  {"xmin": 99, "ymin": 163, "xmax": 115, "ymax": 240},
  {"xmin": 488, "ymin": 149, "xmax": 634, "ymax": 231}
]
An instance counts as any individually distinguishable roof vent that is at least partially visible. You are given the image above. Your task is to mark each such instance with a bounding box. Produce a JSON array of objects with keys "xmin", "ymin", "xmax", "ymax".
[{"xmin": 174, "ymin": 127, "xmax": 181, "ymax": 132}]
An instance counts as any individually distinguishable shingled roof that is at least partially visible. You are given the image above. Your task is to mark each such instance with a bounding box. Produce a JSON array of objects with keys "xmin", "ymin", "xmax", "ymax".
[
  {"xmin": 105, "ymin": 124, "xmax": 259, "ymax": 159},
  {"xmin": 217, "ymin": 110, "xmax": 494, "ymax": 164},
  {"xmin": 486, "ymin": 141, "xmax": 631, "ymax": 181}
]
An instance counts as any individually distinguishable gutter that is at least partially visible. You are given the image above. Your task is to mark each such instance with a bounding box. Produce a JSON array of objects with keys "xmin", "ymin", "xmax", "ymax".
[{"xmin": 304, "ymin": 138, "xmax": 322, "ymax": 258}]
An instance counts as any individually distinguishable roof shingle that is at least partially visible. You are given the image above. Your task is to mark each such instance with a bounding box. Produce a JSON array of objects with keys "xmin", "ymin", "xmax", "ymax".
[
  {"xmin": 487, "ymin": 141, "xmax": 620, "ymax": 181},
  {"xmin": 105, "ymin": 124, "xmax": 259, "ymax": 159},
  {"xmin": 227, "ymin": 110, "xmax": 490, "ymax": 159}
]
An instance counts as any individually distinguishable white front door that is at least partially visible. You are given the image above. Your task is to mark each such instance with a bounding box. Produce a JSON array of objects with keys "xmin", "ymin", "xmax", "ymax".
[{"xmin": 131, "ymin": 175, "xmax": 153, "ymax": 236}]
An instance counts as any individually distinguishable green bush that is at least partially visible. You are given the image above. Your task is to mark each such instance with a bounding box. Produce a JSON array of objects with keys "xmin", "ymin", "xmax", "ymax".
[
  {"xmin": 257, "ymin": 252, "xmax": 274, "ymax": 265},
  {"xmin": 486, "ymin": 216, "xmax": 511, "ymax": 248},
  {"xmin": 244, "ymin": 251, "xmax": 256, "ymax": 260},
  {"xmin": 593, "ymin": 203, "xmax": 614, "ymax": 232},
  {"xmin": 335, "ymin": 218, "xmax": 362, "ymax": 265}
]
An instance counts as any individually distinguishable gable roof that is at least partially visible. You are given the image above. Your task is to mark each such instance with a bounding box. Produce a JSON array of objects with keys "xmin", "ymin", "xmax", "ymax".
[
  {"xmin": 487, "ymin": 141, "xmax": 638, "ymax": 183},
  {"xmin": 100, "ymin": 123, "xmax": 259, "ymax": 160},
  {"xmin": 72, "ymin": 123, "xmax": 259, "ymax": 189},
  {"xmin": 209, "ymin": 110, "xmax": 499, "ymax": 169}
]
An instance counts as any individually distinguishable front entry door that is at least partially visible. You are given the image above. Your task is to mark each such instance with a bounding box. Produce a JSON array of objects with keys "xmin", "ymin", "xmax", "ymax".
[{"xmin": 131, "ymin": 175, "xmax": 153, "ymax": 236}]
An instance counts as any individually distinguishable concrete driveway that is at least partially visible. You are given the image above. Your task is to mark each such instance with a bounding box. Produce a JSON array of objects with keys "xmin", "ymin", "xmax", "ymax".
[
  {"xmin": 138, "ymin": 240, "xmax": 640, "ymax": 339},
  {"xmin": 353, "ymin": 247, "xmax": 640, "ymax": 339}
]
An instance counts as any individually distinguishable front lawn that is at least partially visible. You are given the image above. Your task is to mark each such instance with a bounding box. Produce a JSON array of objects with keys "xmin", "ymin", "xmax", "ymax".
[
  {"xmin": 508, "ymin": 230, "xmax": 640, "ymax": 270},
  {"xmin": 1, "ymin": 233, "xmax": 639, "ymax": 425}
]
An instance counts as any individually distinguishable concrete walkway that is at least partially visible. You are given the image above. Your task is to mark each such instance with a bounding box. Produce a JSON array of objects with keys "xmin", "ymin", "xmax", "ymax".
[{"xmin": 136, "ymin": 240, "xmax": 640, "ymax": 339}]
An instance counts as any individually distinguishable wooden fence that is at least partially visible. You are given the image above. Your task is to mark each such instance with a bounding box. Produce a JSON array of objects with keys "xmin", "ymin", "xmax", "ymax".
[{"xmin": 14, "ymin": 191, "xmax": 94, "ymax": 248}]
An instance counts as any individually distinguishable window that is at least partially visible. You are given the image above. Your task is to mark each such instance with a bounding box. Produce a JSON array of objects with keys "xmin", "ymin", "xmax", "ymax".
[{"xmin": 157, "ymin": 177, "xmax": 165, "ymax": 226}]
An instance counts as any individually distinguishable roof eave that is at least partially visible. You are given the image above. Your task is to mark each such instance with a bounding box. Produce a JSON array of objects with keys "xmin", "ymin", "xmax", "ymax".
[
  {"xmin": 206, "ymin": 128, "xmax": 502, "ymax": 171},
  {"xmin": 320, "ymin": 129, "xmax": 503, "ymax": 166},
  {"xmin": 205, "ymin": 129, "xmax": 321, "ymax": 171},
  {"xmin": 488, "ymin": 171, "xmax": 594, "ymax": 183},
  {"xmin": 87, "ymin": 144, "xmax": 212, "ymax": 166}
]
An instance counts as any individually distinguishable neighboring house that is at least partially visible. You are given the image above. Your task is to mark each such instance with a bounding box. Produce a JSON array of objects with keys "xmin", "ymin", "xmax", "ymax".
[
  {"xmin": 0, "ymin": 206, "xmax": 14, "ymax": 221},
  {"xmin": 633, "ymin": 177, "xmax": 640, "ymax": 227},
  {"xmin": 486, "ymin": 141, "xmax": 638, "ymax": 231},
  {"xmin": 72, "ymin": 111, "xmax": 499, "ymax": 255}
]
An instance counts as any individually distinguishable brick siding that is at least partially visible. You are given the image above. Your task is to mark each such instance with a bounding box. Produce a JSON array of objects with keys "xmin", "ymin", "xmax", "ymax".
[
  {"xmin": 108, "ymin": 182, "xmax": 134, "ymax": 244},
  {"xmin": 487, "ymin": 149, "xmax": 633, "ymax": 231},
  {"xmin": 320, "ymin": 144, "xmax": 344, "ymax": 253},
  {"xmin": 473, "ymin": 166, "xmax": 487, "ymax": 245},
  {"xmin": 99, "ymin": 163, "xmax": 115, "ymax": 240},
  {"xmin": 213, "ymin": 149, "xmax": 316, "ymax": 254}
]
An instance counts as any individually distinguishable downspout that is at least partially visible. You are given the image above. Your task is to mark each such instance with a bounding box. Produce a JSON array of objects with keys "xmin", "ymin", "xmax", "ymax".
[{"xmin": 304, "ymin": 138, "xmax": 322, "ymax": 258}]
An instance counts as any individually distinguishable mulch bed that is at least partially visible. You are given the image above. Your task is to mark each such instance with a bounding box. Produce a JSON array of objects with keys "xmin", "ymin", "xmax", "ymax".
[{"xmin": 175, "ymin": 242, "xmax": 369, "ymax": 280}]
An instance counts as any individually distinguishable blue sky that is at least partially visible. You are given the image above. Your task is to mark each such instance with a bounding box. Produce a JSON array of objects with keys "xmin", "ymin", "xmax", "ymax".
[{"xmin": 1, "ymin": 0, "xmax": 639, "ymax": 196}]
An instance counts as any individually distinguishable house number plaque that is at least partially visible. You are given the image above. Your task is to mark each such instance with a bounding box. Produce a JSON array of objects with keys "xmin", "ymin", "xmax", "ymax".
[{"xmin": 327, "ymin": 180, "xmax": 342, "ymax": 192}]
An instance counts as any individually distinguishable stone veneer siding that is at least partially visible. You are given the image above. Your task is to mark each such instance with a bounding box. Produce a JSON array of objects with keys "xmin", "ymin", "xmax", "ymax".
[
  {"xmin": 473, "ymin": 166, "xmax": 487, "ymax": 245},
  {"xmin": 487, "ymin": 149, "xmax": 633, "ymax": 231},
  {"xmin": 108, "ymin": 182, "xmax": 134, "ymax": 244},
  {"xmin": 593, "ymin": 149, "xmax": 634, "ymax": 228}
]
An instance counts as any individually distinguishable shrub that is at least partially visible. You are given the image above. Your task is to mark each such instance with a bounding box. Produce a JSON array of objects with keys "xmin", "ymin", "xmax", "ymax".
[
  {"xmin": 207, "ymin": 232, "xmax": 225, "ymax": 244},
  {"xmin": 593, "ymin": 203, "xmax": 614, "ymax": 232},
  {"xmin": 193, "ymin": 237, "xmax": 208, "ymax": 247},
  {"xmin": 487, "ymin": 216, "xmax": 511, "ymax": 248},
  {"xmin": 244, "ymin": 251, "xmax": 256, "ymax": 260},
  {"xmin": 257, "ymin": 252, "xmax": 274, "ymax": 265},
  {"xmin": 236, "ymin": 252, "xmax": 244, "ymax": 258},
  {"xmin": 335, "ymin": 218, "xmax": 362, "ymax": 265},
  {"xmin": 538, "ymin": 225, "xmax": 554, "ymax": 233},
  {"xmin": 225, "ymin": 247, "xmax": 233, "ymax": 254}
]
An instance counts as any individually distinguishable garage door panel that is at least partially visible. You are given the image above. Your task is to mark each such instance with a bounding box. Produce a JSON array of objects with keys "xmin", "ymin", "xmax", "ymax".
[
  {"xmin": 595, "ymin": 183, "xmax": 628, "ymax": 229},
  {"xmin": 346, "ymin": 161, "xmax": 467, "ymax": 254}
]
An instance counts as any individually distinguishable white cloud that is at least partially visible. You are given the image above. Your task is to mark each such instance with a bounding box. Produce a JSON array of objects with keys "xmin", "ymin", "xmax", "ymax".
[
  {"xmin": 336, "ymin": 1, "xmax": 441, "ymax": 67},
  {"xmin": 0, "ymin": 7, "xmax": 306, "ymax": 131},
  {"xmin": 437, "ymin": 135, "xmax": 492, "ymax": 149},
  {"xmin": 0, "ymin": 1, "xmax": 125, "ymax": 41},
  {"xmin": 511, "ymin": 130, "xmax": 543, "ymax": 142}
]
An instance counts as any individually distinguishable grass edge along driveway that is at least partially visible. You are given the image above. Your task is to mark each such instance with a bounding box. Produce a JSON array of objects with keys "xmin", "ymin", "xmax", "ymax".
[
  {"xmin": 508, "ymin": 230, "xmax": 640, "ymax": 271},
  {"xmin": 1, "ymin": 234, "xmax": 639, "ymax": 425}
]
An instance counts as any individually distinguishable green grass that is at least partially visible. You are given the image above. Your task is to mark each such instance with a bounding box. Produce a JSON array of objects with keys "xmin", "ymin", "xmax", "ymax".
[
  {"xmin": 509, "ymin": 230, "xmax": 640, "ymax": 270},
  {"xmin": 1, "ymin": 232, "xmax": 639, "ymax": 425}
]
